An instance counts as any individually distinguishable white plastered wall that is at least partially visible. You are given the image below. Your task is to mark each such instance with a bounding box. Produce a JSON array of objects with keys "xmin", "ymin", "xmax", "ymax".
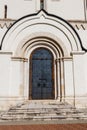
[
  {"xmin": 45, "ymin": 0, "xmax": 85, "ymax": 20},
  {"xmin": 0, "ymin": 0, "xmax": 85, "ymax": 20},
  {"xmin": 0, "ymin": 10, "xmax": 86, "ymax": 109}
]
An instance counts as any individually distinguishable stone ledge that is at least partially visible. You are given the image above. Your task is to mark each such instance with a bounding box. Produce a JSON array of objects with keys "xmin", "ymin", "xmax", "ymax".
[
  {"xmin": 68, "ymin": 20, "xmax": 87, "ymax": 30},
  {"xmin": 0, "ymin": 19, "xmax": 15, "ymax": 29}
]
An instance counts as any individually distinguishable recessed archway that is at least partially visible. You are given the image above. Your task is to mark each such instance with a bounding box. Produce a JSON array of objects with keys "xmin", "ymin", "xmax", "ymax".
[{"xmin": 24, "ymin": 36, "xmax": 65, "ymax": 101}]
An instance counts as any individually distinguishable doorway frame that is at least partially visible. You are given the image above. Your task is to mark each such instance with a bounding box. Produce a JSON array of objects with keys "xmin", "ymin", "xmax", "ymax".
[{"xmin": 29, "ymin": 47, "xmax": 55, "ymax": 100}]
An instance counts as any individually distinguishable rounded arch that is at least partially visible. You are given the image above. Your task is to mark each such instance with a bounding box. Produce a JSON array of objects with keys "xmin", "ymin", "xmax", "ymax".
[
  {"xmin": 1, "ymin": 10, "xmax": 84, "ymax": 56},
  {"xmin": 27, "ymin": 37, "xmax": 64, "ymax": 100},
  {"xmin": 30, "ymin": 47, "xmax": 54, "ymax": 59},
  {"xmin": 15, "ymin": 33, "xmax": 65, "ymax": 59}
]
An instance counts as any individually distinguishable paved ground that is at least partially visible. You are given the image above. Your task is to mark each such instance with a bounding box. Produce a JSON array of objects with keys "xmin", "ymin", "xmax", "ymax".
[{"xmin": 0, "ymin": 124, "xmax": 87, "ymax": 130}]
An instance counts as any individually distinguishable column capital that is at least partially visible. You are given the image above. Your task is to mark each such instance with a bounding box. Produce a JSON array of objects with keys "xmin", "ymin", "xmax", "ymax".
[
  {"xmin": 56, "ymin": 57, "xmax": 72, "ymax": 62},
  {"xmin": 11, "ymin": 57, "xmax": 28, "ymax": 62}
]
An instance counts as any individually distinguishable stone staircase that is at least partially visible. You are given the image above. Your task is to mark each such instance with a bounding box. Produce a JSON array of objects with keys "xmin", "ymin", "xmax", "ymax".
[{"xmin": 0, "ymin": 101, "xmax": 87, "ymax": 122}]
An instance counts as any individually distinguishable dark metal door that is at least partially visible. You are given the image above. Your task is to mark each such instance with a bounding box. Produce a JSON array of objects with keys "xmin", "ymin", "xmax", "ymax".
[{"xmin": 30, "ymin": 48, "xmax": 54, "ymax": 99}]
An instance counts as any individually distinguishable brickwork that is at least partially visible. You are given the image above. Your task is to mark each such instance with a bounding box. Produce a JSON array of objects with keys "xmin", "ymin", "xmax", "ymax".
[{"xmin": 0, "ymin": 124, "xmax": 87, "ymax": 130}]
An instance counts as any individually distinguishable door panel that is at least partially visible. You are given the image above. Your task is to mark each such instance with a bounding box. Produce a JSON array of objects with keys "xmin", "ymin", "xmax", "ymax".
[{"xmin": 30, "ymin": 48, "xmax": 54, "ymax": 99}]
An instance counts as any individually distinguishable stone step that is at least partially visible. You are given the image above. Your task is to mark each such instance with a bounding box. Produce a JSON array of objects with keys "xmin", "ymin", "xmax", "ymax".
[
  {"xmin": 1, "ymin": 110, "xmax": 87, "ymax": 118},
  {"xmin": 10, "ymin": 106, "xmax": 74, "ymax": 110},
  {"xmin": 0, "ymin": 101, "xmax": 87, "ymax": 121},
  {"xmin": 2, "ymin": 110, "xmax": 84, "ymax": 116},
  {"xmin": 12, "ymin": 102, "xmax": 74, "ymax": 109},
  {"xmin": 2, "ymin": 112, "xmax": 87, "ymax": 117},
  {"xmin": 1, "ymin": 110, "xmax": 85, "ymax": 116},
  {"xmin": 3, "ymin": 109, "xmax": 83, "ymax": 115},
  {"xmin": 1, "ymin": 114, "xmax": 87, "ymax": 121},
  {"xmin": 9, "ymin": 108, "xmax": 75, "ymax": 113}
]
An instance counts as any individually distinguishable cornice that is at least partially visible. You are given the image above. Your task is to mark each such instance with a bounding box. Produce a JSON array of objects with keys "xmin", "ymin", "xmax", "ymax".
[
  {"xmin": 68, "ymin": 20, "xmax": 87, "ymax": 30},
  {"xmin": 0, "ymin": 18, "xmax": 87, "ymax": 30},
  {"xmin": 0, "ymin": 19, "xmax": 16, "ymax": 29}
]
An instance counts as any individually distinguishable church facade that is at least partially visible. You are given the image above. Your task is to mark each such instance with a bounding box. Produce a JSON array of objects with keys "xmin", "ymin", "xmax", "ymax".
[{"xmin": 0, "ymin": 0, "xmax": 87, "ymax": 110}]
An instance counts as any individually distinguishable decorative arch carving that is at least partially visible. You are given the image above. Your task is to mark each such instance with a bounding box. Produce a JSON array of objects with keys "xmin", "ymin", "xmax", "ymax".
[{"xmin": 1, "ymin": 10, "xmax": 84, "ymax": 55}]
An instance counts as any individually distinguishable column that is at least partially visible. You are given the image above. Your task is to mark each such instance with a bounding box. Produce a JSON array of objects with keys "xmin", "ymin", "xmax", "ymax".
[{"xmin": 56, "ymin": 58, "xmax": 65, "ymax": 102}]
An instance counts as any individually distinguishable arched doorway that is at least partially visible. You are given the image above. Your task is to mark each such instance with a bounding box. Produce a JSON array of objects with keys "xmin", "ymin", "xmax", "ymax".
[{"xmin": 29, "ymin": 48, "xmax": 55, "ymax": 100}]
